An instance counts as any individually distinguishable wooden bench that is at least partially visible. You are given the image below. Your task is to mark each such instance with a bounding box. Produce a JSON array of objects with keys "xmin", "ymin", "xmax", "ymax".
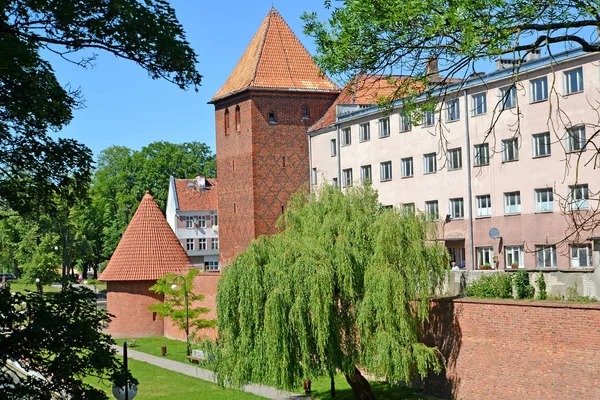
[{"xmin": 186, "ymin": 356, "xmax": 201, "ymax": 364}]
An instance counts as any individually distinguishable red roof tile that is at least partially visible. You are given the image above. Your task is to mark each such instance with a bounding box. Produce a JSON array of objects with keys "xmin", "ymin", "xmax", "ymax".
[
  {"xmin": 309, "ymin": 75, "xmax": 414, "ymax": 132},
  {"xmin": 100, "ymin": 192, "xmax": 192, "ymax": 281},
  {"xmin": 174, "ymin": 178, "xmax": 218, "ymax": 211},
  {"xmin": 211, "ymin": 8, "xmax": 339, "ymax": 102}
]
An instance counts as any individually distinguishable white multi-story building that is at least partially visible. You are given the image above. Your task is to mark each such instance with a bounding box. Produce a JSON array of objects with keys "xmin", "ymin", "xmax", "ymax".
[
  {"xmin": 309, "ymin": 48, "xmax": 600, "ymax": 271},
  {"xmin": 166, "ymin": 175, "xmax": 220, "ymax": 271}
]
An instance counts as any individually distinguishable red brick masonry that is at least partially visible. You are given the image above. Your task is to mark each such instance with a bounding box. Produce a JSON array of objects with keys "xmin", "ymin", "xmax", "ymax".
[
  {"xmin": 424, "ymin": 298, "xmax": 600, "ymax": 400},
  {"xmin": 107, "ymin": 281, "xmax": 164, "ymax": 338}
]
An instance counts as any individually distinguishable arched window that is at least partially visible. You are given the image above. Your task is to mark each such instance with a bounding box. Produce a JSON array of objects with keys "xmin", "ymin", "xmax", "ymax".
[
  {"xmin": 224, "ymin": 109, "xmax": 230, "ymax": 134},
  {"xmin": 301, "ymin": 105, "xmax": 309, "ymax": 120},
  {"xmin": 268, "ymin": 110, "xmax": 277, "ymax": 125},
  {"xmin": 235, "ymin": 106, "xmax": 241, "ymax": 132}
]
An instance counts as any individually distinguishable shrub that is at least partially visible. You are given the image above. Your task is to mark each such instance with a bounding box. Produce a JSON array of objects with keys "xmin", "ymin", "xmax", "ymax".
[
  {"xmin": 465, "ymin": 273, "xmax": 513, "ymax": 299},
  {"xmin": 536, "ymin": 272, "xmax": 547, "ymax": 300},
  {"xmin": 513, "ymin": 270, "xmax": 534, "ymax": 299},
  {"xmin": 565, "ymin": 283, "xmax": 597, "ymax": 303}
]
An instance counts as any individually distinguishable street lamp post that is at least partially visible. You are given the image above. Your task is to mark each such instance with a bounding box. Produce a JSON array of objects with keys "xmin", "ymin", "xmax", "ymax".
[{"xmin": 171, "ymin": 275, "xmax": 190, "ymax": 357}]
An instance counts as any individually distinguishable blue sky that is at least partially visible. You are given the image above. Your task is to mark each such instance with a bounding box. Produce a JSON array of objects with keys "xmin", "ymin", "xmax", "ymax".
[{"xmin": 49, "ymin": 1, "xmax": 332, "ymax": 158}]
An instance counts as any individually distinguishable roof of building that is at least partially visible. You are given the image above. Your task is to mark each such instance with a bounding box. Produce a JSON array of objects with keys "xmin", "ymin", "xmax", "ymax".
[
  {"xmin": 211, "ymin": 8, "xmax": 339, "ymax": 102},
  {"xmin": 174, "ymin": 177, "xmax": 218, "ymax": 211},
  {"xmin": 309, "ymin": 75, "xmax": 412, "ymax": 132},
  {"xmin": 99, "ymin": 191, "xmax": 192, "ymax": 281}
]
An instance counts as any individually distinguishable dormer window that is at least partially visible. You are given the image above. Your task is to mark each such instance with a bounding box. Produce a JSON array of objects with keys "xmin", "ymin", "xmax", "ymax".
[
  {"xmin": 224, "ymin": 109, "xmax": 230, "ymax": 134},
  {"xmin": 235, "ymin": 105, "xmax": 241, "ymax": 132},
  {"xmin": 301, "ymin": 105, "xmax": 309, "ymax": 120},
  {"xmin": 268, "ymin": 110, "xmax": 277, "ymax": 125}
]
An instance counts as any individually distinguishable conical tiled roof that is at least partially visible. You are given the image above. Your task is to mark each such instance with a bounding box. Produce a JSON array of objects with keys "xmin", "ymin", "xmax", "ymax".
[
  {"xmin": 211, "ymin": 8, "xmax": 339, "ymax": 102},
  {"xmin": 100, "ymin": 191, "xmax": 192, "ymax": 281}
]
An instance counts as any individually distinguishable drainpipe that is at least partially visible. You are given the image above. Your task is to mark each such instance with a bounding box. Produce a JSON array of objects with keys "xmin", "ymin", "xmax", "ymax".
[
  {"xmin": 464, "ymin": 90, "xmax": 475, "ymax": 270},
  {"xmin": 336, "ymin": 124, "xmax": 341, "ymax": 186}
]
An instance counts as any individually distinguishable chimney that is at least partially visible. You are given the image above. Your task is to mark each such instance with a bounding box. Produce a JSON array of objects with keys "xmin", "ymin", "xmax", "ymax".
[
  {"xmin": 426, "ymin": 58, "xmax": 439, "ymax": 80},
  {"xmin": 196, "ymin": 175, "xmax": 206, "ymax": 188},
  {"xmin": 526, "ymin": 49, "xmax": 541, "ymax": 61}
]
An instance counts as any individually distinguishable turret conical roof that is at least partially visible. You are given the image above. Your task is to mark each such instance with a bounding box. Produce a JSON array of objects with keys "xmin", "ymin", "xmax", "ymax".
[
  {"xmin": 100, "ymin": 191, "xmax": 192, "ymax": 281},
  {"xmin": 211, "ymin": 8, "xmax": 339, "ymax": 102}
]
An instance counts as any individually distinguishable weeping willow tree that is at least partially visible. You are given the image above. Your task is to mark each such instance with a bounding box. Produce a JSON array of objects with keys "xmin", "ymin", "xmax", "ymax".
[{"xmin": 216, "ymin": 185, "xmax": 448, "ymax": 399}]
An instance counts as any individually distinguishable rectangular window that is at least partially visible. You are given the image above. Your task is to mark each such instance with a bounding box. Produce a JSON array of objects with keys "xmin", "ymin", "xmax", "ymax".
[
  {"xmin": 186, "ymin": 239, "xmax": 194, "ymax": 251},
  {"xmin": 311, "ymin": 168, "xmax": 317, "ymax": 185},
  {"xmin": 570, "ymin": 244, "xmax": 592, "ymax": 267},
  {"xmin": 332, "ymin": 177, "xmax": 338, "ymax": 188},
  {"xmin": 198, "ymin": 238, "xmax": 207, "ymax": 250},
  {"xmin": 500, "ymin": 86, "xmax": 517, "ymax": 109},
  {"xmin": 380, "ymin": 161, "xmax": 392, "ymax": 181},
  {"xmin": 330, "ymin": 139, "xmax": 337, "ymax": 157},
  {"xmin": 474, "ymin": 143, "xmax": 489, "ymax": 166},
  {"xmin": 448, "ymin": 148, "xmax": 462, "ymax": 170},
  {"xmin": 535, "ymin": 188, "xmax": 554, "ymax": 212},
  {"xmin": 379, "ymin": 117, "xmax": 390, "ymax": 138},
  {"xmin": 197, "ymin": 215, "xmax": 206, "ymax": 228},
  {"xmin": 449, "ymin": 198, "xmax": 464, "ymax": 219},
  {"xmin": 359, "ymin": 123, "xmax": 370, "ymax": 142},
  {"xmin": 186, "ymin": 216, "xmax": 194, "ymax": 229},
  {"xmin": 505, "ymin": 246, "xmax": 524, "ymax": 268},
  {"xmin": 341, "ymin": 127, "xmax": 351, "ymax": 146},
  {"xmin": 472, "ymin": 92, "xmax": 487, "ymax": 115},
  {"xmin": 530, "ymin": 77, "xmax": 548, "ymax": 102},
  {"xmin": 569, "ymin": 184, "xmax": 589, "ymax": 210},
  {"xmin": 400, "ymin": 113, "xmax": 411, "ymax": 132},
  {"xmin": 536, "ymin": 245, "xmax": 557, "ymax": 268},
  {"xmin": 212, "ymin": 237, "xmax": 219, "ymax": 250},
  {"xmin": 477, "ymin": 247, "xmax": 494, "ymax": 268},
  {"xmin": 566, "ymin": 126, "xmax": 586, "ymax": 152},
  {"xmin": 403, "ymin": 203, "xmax": 415, "ymax": 214},
  {"xmin": 476, "ymin": 195, "xmax": 492, "ymax": 217},
  {"xmin": 205, "ymin": 261, "xmax": 220, "ymax": 271},
  {"xmin": 504, "ymin": 191, "xmax": 521, "ymax": 215},
  {"xmin": 213, "ymin": 214, "xmax": 218, "ymax": 227},
  {"xmin": 564, "ymin": 67, "xmax": 583, "ymax": 94},
  {"xmin": 532, "ymin": 132, "xmax": 551, "ymax": 157},
  {"xmin": 425, "ymin": 200, "xmax": 439, "ymax": 221},
  {"xmin": 447, "ymin": 99, "xmax": 460, "ymax": 122},
  {"xmin": 423, "ymin": 110, "xmax": 435, "ymax": 127},
  {"xmin": 360, "ymin": 165, "xmax": 372, "ymax": 185},
  {"xmin": 342, "ymin": 168, "xmax": 353, "ymax": 188},
  {"xmin": 401, "ymin": 157, "xmax": 414, "ymax": 178},
  {"xmin": 502, "ymin": 138, "xmax": 519, "ymax": 161},
  {"xmin": 423, "ymin": 153, "xmax": 437, "ymax": 174}
]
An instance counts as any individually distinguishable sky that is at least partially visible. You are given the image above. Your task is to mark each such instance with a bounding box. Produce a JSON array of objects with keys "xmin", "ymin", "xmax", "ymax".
[{"xmin": 49, "ymin": 1, "xmax": 333, "ymax": 159}]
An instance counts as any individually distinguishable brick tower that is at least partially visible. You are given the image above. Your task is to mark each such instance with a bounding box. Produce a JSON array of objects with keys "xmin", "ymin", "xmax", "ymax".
[{"xmin": 211, "ymin": 8, "xmax": 340, "ymax": 264}]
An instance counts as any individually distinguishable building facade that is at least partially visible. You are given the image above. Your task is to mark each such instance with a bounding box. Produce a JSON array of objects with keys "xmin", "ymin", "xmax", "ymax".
[
  {"xmin": 166, "ymin": 175, "xmax": 220, "ymax": 271},
  {"xmin": 210, "ymin": 8, "xmax": 340, "ymax": 264},
  {"xmin": 309, "ymin": 50, "xmax": 600, "ymax": 271}
]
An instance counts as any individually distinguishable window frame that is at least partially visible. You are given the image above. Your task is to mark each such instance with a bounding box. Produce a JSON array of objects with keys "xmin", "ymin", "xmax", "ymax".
[
  {"xmin": 566, "ymin": 125, "xmax": 586, "ymax": 152},
  {"xmin": 449, "ymin": 197, "xmax": 465, "ymax": 219},
  {"xmin": 423, "ymin": 152, "xmax": 437, "ymax": 174},
  {"xmin": 359, "ymin": 123, "xmax": 371, "ymax": 142},
  {"xmin": 423, "ymin": 110, "xmax": 435, "ymax": 127},
  {"xmin": 532, "ymin": 132, "xmax": 551, "ymax": 158},
  {"xmin": 198, "ymin": 238, "xmax": 207, "ymax": 251},
  {"xmin": 505, "ymin": 246, "xmax": 524, "ymax": 268},
  {"xmin": 380, "ymin": 161, "xmax": 392, "ymax": 182},
  {"xmin": 446, "ymin": 99, "xmax": 460, "ymax": 122},
  {"xmin": 476, "ymin": 194, "xmax": 492, "ymax": 218},
  {"xmin": 564, "ymin": 67, "xmax": 584, "ymax": 95},
  {"xmin": 212, "ymin": 237, "xmax": 219, "ymax": 250},
  {"xmin": 197, "ymin": 215, "xmax": 207, "ymax": 228},
  {"xmin": 400, "ymin": 113, "xmax": 412, "ymax": 132},
  {"xmin": 474, "ymin": 143, "xmax": 490, "ymax": 166},
  {"xmin": 186, "ymin": 239, "xmax": 195, "ymax": 251},
  {"xmin": 501, "ymin": 138, "xmax": 519, "ymax": 162},
  {"xmin": 448, "ymin": 147, "xmax": 462, "ymax": 170},
  {"xmin": 401, "ymin": 157, "xmax": 414, "ymax": 178},
  {"xmin": 534, "ymin": 188, "xmax": 554, "ymax": 213},
  {"xmin": 341, "ymin": 127, "xmax": 352, "ymax": 146},
  {"xmin": 472, "ymin": 92, "xmax": 487, "ymax": 116},
  {"xmin": 425, "ymin": 200, "xmax": 439, "ymax": 221},
  {"xmin": 536, "ymin": 245, "xmax": 557, "ymax": 268},
  {"xmin": 235, "ymin": 105, "xmax": 241, "ymax": 132},
  {"xmin": 530, "ymin": 77, "xmax": 548, "ymax": 103},
  {"xmin": 360, "ymin": 165, "xmax": 372, "ymax": 185},
  {"xmin": 378, "ymin": 117, "xmax": 390, "ymax": 138},
  {"xmin": 500, "ymin": 85, "xmax": 517, "ymax": 110},
  {"xmin": 504, "ymin": 191, "xmax": 521, "ymax": 215},
  {"xmin": 311, "ymin": 168, "xmax": 318, "ymax": 185},
  {"xmin": 570, "ymin": 244, "xmax": 592, "ymax": 268},
  {"xmin": 477, "ymin": 247, "xmax": 494, "ymax": 268},
  {"xmin": 568, "ymin": 184, "xmax": 589, "ymax": 210},
  {"xmin": 330, "ymin": 138, "xmax": 337, "ymax": 157},
  {"xmin": 342, "ymin": 168, "xmax": 353, "ymax": 188},
  {"xmin": 186, "ymin": 216, "xmax": 194, "ymax": 229}
]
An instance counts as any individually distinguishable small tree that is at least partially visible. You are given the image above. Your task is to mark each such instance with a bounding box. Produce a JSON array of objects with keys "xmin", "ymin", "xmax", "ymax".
[
  {"xmin": 149, "ymin": 269, "xmax": 215, "ymax": 341},
  {"xmin": 216, "ymin": 185, "xmax": 448, "ymax": 399},
  {"xmin": 0, "ymin": 285, "xmax": 134, "ymax": 399}
]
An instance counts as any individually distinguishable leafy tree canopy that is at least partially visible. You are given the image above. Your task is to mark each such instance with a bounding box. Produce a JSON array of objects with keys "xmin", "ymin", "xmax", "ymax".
[
  {"xmin": 216, "ymin": 185, "xmax": 448, "ymax": 399},
  {"xmin": 0, "ymin": 285, "xmax": 135, "ymax": 399},
  {"xmin": 0, "ymin": 0, "xmax": 202, "ymax": 214}
]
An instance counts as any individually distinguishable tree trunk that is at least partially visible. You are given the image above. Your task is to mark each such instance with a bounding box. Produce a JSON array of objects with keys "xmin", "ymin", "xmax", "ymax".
[{"xmin": 344, "ymin": 366, "xmax": 375, "ymax": 400}]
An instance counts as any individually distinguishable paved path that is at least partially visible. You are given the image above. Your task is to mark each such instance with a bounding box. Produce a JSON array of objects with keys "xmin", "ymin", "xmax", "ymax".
[{"xmin": 113, "ymin": 346, "xmax": 308, "ymax": 400}]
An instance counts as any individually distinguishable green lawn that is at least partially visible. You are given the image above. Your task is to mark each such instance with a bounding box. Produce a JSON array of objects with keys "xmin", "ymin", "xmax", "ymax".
[
  {"xmin": 8, "ymin": 282, "xmax": 61, "ymax": 294},
  {"xmin": 117, "ymin": 337, "xmax": 430, "ymax": 399},
  {"xmin": 85, "ymin": 358, "xmax": 261, "ymax": 400}
]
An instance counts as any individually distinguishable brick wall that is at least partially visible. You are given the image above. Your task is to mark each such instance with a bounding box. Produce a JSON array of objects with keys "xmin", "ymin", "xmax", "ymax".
[
  {"xmin": 215, "ymin": 90, "xmax": 337, "ymax": 265},
  {"xmin": 424, "ymin": 298, "xmax": 600, "ymax": 399},
  {"xmin": 106, "ymin": 281, "xmax": 164, "ymax": 338},
  {"xmin": 163, "ymin": 273, "xmax": 220, "ymax": 341}
]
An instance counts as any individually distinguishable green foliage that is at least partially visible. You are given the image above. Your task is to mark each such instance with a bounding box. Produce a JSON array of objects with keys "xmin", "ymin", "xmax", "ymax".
[
  {"xmin": 149, "ymin": 269, "xmax": 215, "ymax": 341},
  {"xmin": 216, "ymin": 185, "xmax": 448, "ymax": 394},
  {"xmin": 1, "ymin": 0, "xmax": 201, "ymax": 214},
  {"xmin": 564, "ymin": 283, "xmax": 597, "ymax": 303},
  {"xmin": 536, "ymin": 272, "xmax": 547, "ymax": 300},
  {"xmin": 0, "ymin": 285, "xmax": 135, "ymax": 399},
  {"xmin": 464, "ymin": 273, "xmax": 513, "ymax": 299},
  {"xmin": 513, "ymin": 270, "xmax": 534, "ymax": 299}
]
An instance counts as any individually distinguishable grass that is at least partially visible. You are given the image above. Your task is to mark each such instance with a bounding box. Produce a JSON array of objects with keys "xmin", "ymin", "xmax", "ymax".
[
  {"xmin": 8, "ymin": 282, "xmax": 61, "ymax": 294},
  {"xmin": 85, "ymin": 358, "xmax": 261, "ymax": 400},
  {"xmin": 118, "ymin": 337, "xmax": 430, "ymax": 399}
]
